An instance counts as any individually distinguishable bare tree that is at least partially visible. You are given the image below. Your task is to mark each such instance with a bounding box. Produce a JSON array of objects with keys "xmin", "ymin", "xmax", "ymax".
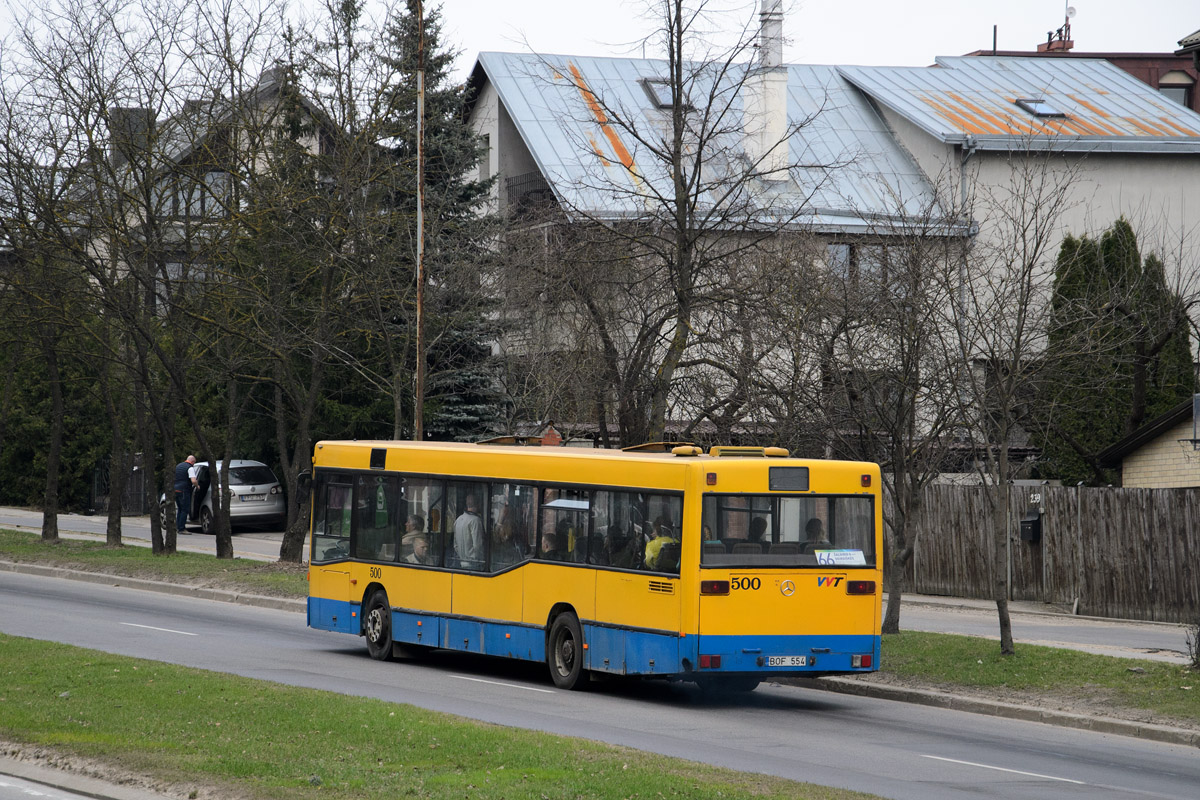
[
  {"xmin": 499, "ymin": 0, "xmax": 844, "ymax": 444},
  {"xmin": 949, "ymin": 147, "xmax": 1086, "ymax": 655}
]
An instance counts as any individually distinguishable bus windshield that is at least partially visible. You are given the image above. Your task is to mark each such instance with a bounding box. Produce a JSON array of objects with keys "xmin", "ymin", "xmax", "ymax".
[{"xmin": 700, "ymin": 494, "xmax": 875, "ymax": 568}]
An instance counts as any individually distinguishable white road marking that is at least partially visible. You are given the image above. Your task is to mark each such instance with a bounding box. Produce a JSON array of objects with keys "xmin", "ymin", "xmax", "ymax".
[
  {"xmin": 119, "ymin": 622, "xmax": 198, "ymax": 636},
  {"xmin": 451, "ymin": 675, "xmax": 555, "ymax": 693},
  {"xmin": 920, "ymin": 755, "xmax": 1087, "ymax": 784}
]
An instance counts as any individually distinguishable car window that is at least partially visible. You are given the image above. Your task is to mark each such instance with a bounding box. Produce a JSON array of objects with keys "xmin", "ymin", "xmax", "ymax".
[{"xmin": 228, "ymin": 466, "xmax": 277, "ymax": 485}]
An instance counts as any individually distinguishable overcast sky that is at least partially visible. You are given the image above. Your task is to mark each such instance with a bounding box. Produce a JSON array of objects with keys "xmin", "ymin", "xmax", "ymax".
[{"xmin": 438, "ymin": 0, "xmax": 1197, "ymax": 80}]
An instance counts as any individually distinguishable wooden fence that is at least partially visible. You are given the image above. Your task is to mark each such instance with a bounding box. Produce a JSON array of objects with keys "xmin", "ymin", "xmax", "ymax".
[{"xmin": 906, "ymin": 484, "xmax": 1200, "ymax": 623}]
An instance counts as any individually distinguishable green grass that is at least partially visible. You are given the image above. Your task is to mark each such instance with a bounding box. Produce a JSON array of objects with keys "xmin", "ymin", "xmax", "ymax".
[
  {"xmin": 0, "ymin": 528, "xmax": 307, "ymax": 597},
  {"xmin": 0, "ymin": 634, "xmax": 877, "ymax": 800},
  {"xmin": 882, "ymin": 631, "xmax": 1199, "ymax": 726}
]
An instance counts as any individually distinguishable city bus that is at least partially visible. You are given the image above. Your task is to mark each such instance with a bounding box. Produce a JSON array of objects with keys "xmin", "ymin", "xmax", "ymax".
[{"xmin": 306, "ymin": 440, "xmax": 881, "ymax": 691}]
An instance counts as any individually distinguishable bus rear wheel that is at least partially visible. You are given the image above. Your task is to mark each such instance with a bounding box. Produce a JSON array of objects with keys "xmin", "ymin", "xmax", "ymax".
[
  {"xmin": 548, "ymin": 612, "xmax": 585, "ymax": 690},
  {"xmin": 364, "ymin": 590, "xmax": 394, "ymax": 661}
]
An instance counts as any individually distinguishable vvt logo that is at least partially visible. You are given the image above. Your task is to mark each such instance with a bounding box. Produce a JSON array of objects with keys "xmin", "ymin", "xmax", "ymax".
[{"xmin": 816, "ymin": 576, "xmax": 844, "ymax": 588}]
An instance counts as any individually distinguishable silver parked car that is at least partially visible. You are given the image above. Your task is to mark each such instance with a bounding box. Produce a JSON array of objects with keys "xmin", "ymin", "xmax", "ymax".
[{"xmin": 161, "ymin": 459, "xmax": 286, "ymax": 534}]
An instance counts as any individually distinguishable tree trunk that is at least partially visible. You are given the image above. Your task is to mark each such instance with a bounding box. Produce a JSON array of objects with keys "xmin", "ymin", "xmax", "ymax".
[
  {"xmin": 100, "ymin": 361, "xmax": 127, "ymax": 546},
  {"xmin": 994, "ymin": 468, "xmax": 1015, "ymax": 655},
  {"xmin": 40, "ymin": 335, "xmax": 63, "ymax": 542}
]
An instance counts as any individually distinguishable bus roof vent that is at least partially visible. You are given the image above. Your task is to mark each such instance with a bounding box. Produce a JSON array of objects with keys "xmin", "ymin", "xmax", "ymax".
[
  {"xmin": 623, "ymin": 441, "xmax": 696, "ymax": 452},
  {"xmin": 672, "ymin": 445, "xmax": 703, "ymax": 457},
  {"xmin": 764, "ymin": 446, "xmax": 790, "ymax": 458},
  {"xmin": 709, "ymin": 446, "xmax": 767, "ymax": 458}
]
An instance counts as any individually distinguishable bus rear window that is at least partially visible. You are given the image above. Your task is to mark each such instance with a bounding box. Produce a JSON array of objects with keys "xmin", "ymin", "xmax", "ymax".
[{"xmin": 700, "ymin": 494, "xmax": 874, "ymax": 568}]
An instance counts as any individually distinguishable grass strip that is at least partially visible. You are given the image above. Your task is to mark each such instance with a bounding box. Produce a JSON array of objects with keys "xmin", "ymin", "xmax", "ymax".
[
  {"xmin": 882, "ymin": 631, "xmax": 1199, "ymax": 726},
  {"xmin": 0, "ymin": 634, "xmax": 877, "ymax": 800},
  {"xmin": 0, "ymin": 528, "xmax": 306, "ymax": 598}
]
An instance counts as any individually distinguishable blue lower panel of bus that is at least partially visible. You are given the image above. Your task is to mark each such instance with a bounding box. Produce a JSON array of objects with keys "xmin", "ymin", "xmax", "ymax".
[
  {"xmin": 308, "ymin": 599, "xmax": 879, "ymax": 677},
  {"xmin": 308, "ymin": 596, "xmax": 359, "ymax": 635},
  {"xmin": 691, "ymin": 634, "xmax": 882, "ymax": 674}
]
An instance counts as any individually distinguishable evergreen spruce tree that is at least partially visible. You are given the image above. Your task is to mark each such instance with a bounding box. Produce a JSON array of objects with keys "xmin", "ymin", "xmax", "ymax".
[
  {"xmin": 379, "ymin": 0, "xmax": 501, "ymax": 441},
  {"xmin": 1041, "ymin": 218, "xmax": 1194, "ymax": 484}
]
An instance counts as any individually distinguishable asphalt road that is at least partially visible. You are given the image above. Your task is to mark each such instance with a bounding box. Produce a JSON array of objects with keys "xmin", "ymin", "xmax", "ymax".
[
  {"xmin": 0, "ymin": 506, "xmax": 1190, "ymax": 662},
  {"xmin": 1, "ymin": 571, "xmax": 1197, "ymax": 800}
]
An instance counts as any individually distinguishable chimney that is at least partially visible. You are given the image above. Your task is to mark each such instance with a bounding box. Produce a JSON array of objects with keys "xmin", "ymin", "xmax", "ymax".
[
  {"xmin": 744, "ymin": 0, "xmax": 788, "ymax": 180},
  {"xmin": 109, "ymin": 107, "xmax": 154, "ymax": 169}
]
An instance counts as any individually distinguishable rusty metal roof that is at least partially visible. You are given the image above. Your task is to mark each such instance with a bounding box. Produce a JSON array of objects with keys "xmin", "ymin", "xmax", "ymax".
[
  {"xmin": 838, "ymin": 56, "xmax": 1200, "ymax": 153},
  {"xmin": 474, "ymin": 52, "xmax": 948, "ymax": 234}
]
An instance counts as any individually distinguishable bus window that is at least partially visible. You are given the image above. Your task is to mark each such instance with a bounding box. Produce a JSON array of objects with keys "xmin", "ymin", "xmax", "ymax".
[
  {"xmin": 353, "ymin": 474, "xmax": 401, "ymax": 562},
  {"xmin": 312, "ymin": 474, "xmax": 352, "ymax": 563},
  {"xmin": 701, "ymin": 495, "xmax": 875, "ymax": 568},
  {"xmin": 642, "ymin": 495, "xmax": 682, "ymax": 574},
  {"xmin": 539, "ymin": 488, "xmax": 589, "ymax": 563},
  {"xmin": 400, "ymin": 477, "xmax": 444, "ymax": 567},
  {"xmin": 448, "ymin": 481, "xmax": 488, "ymax": 570},
  {"xmin": 589, "ymin": 490, "xmax": 641, "ymax": 568},
  {"xmin": 489, "ymin": 482, "xmax": 535, "ymax": 571}
]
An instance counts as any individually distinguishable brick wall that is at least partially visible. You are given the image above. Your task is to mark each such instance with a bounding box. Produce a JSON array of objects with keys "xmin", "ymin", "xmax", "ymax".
[{"xmin": 1120, "ymin": 418, "xmax": 1200, "ymax": 488}]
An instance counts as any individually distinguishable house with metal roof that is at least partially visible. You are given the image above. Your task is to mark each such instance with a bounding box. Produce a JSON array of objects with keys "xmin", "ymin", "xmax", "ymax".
[
  {"xmin": 468, "ymin": 47, "xmax": 1200, "ymax": 261},
  {"xmin": 467, "ymin": 51, "xmax": 952, "ymax": 238},
  {"xmin": 838, "ymin": 55, "xmax": 1200, "ymax": 247}
]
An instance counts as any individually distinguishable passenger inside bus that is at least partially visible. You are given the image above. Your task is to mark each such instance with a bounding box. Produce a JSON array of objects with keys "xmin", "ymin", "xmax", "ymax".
[
  {"xmin": 491, "ymin": 503, "xmax": 526, "ymax": 568},
  {"xmin": 540, "ymin": 529, "xmax": 564, "ymax": 561},
  {"xmin": 803, "ymin": 518, "xmax": 831, "ymax": 552},
  {"xmin": 643, "ymin": 515, "xmax": 679, "ymax": 570}
]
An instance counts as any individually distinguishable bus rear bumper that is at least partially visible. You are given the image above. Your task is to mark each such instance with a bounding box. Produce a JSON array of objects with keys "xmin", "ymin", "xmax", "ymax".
[{"xmin": 688, "ymin": 633, "xmax": 882, "ymax": 676}]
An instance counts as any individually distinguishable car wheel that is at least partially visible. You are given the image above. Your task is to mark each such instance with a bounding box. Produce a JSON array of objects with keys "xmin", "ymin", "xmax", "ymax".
[
  {"xmin": 364, "ymin": 590, "xmax": 394, "ymax": 661},
  {"xmin": 548, "ymin": 612, "xmax": 586, "ymax": 690},
  {"xmin": 200, "ymin": 506, "xmax": 214, "ymax": 535},
  {"xmin": 159, "ymin": 502, "xmax": 172, "ymax": 533}
]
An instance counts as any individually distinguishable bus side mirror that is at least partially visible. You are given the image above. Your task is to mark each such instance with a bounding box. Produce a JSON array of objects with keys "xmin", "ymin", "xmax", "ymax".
[{"xmin": 297, "ymin": 471, "xmax": 312, "ymax": 492}]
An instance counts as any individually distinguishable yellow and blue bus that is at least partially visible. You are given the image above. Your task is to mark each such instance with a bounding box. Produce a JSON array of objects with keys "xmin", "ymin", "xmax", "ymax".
[{"xmin": 307, "ymin": 440, "xmax": 881, "ymax": 691}]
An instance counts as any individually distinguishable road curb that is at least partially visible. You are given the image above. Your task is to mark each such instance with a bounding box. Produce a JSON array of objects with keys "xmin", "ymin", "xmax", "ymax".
[
  {"xmin": 0, "ymin": 752, "xmax": 174, "ymax": 800},
  {"xmin": 792, "ymin": 677, "xmax": 1200, "ymax": 748},
  {"xmin": 0, "ymin": 560, "xmax": 307, "ymax": 613}
]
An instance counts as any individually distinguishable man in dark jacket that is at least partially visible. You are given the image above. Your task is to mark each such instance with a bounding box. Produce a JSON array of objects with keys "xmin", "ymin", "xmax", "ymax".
[{"xmin": 174, "ymin": 455, "xmax": 196, "ymax": 535}]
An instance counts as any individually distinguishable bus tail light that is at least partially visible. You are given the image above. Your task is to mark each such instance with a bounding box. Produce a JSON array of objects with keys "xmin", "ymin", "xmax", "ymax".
[
  {"xmin": 700, "ymin": 580, "xmax": 729, "ymax": 595},
  {"xmin": 852, "ymin": 654, "xmax": 872, "ymax": 668},
  {"xmin": 699, "ymin": 654, "xmax": 722, "ymax": 669},
  {"xmin": 846, "ymin": 580, "xmax": 876, "ymax": 595}
]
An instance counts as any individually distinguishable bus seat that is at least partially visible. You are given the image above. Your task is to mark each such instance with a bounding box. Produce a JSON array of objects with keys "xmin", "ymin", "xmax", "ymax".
[
  {"xmin": 731, "ymin": 542, "xmax": 762, "ymax": 555},
  {"xmin": 768, "ymin": 543, "xmax": 799, "ymax": 555},
  {"xmin": 703, "ymin": 541, "xmax": 727, "ymax": 555}
]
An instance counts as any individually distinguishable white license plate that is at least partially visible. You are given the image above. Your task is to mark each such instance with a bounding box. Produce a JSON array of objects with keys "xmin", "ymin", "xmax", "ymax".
[
  {"xmin": 240, "ymin": 494, "xmax": 266, "ymax": 502},
  {"xmin": 768, "ymin": 655, "xmax": 807, "ymax": 667}
]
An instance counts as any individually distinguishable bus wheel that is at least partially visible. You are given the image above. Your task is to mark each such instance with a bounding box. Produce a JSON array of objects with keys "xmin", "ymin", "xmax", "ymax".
[
  {"xmin": 364, "ymin": 591, "xmax": 394, "ymax": 661},
  {"xmin": 548, "ymin": 612, "xmax": 585, "ymax": 689}
]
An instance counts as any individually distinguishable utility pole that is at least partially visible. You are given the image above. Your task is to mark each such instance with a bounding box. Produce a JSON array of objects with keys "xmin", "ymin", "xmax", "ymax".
[{"xmin": 413, "ymin": 0, "xmax": 426, "ymax": 440}]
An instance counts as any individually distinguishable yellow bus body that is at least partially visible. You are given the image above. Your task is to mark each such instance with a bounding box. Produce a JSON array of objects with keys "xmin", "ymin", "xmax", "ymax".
[{"xmin": 307, "ymin": 440, "xmax": 882, "ymax": 687}]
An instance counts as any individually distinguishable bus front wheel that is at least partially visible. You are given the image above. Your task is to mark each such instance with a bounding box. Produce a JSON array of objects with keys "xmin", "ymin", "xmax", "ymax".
[
  {"xmin": 364, "ymin": 590, "xmax": 394, "ymax": 661},
  {"xmin": 548, "ymin": 612, "xmax": 585, "ymax": 690}
]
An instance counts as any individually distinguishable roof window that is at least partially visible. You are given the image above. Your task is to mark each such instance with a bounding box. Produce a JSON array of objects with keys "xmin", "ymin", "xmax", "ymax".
[
  {"xmin": 641, "ymin": 78, "xmax": 685, "ymax": 109},
  {"xmin": 1015, "ymin": 98, "xmax": 1066, "ymax": 118}
]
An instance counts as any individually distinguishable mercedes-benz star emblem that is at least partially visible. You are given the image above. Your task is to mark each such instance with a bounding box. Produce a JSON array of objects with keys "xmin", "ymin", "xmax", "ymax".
[{"xmin": 780, "ymin": 580, "xmax": 795, "ymax": 596}]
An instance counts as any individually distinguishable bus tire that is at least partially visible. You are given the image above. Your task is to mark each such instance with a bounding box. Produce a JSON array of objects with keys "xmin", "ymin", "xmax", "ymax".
[
  {"xmin": 548, "ymin": 612, "xmax": 586, "ymax": 690},
  {"xmin": 364, "ymin": 590, "xmax": 394, "ymax": 661}
]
